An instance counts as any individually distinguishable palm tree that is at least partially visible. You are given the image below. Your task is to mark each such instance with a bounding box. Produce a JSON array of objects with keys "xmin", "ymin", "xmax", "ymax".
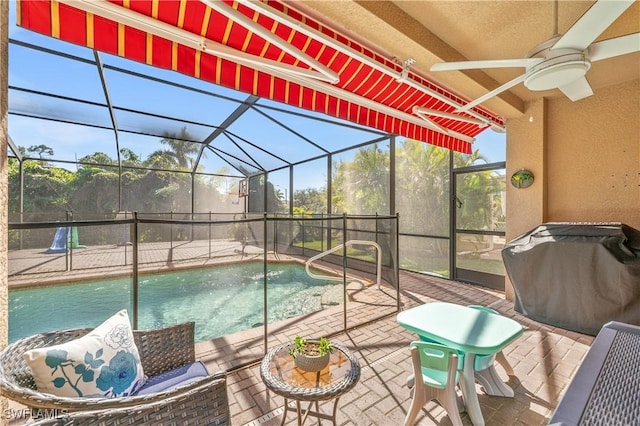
[
  {"xmin": 395, "ymin": 139, "xmax": 450, "ymax": 236},
  {"xmin": 331, "ymin": 144, "xmax": 390, "ymax": 215},
  {"xmin": 453, "ymin": 150, "xmax": 505, "ymax": 231},
  {"xmin": 350, "ymin": 144, "xmax": 390, "ymax": 214},
  {"xmin": 119, "ymin": 148, "xmax": 141, "ymax": 166},
  {"xmin": 147, "ymin": 127, "xmax": 199, "ymax": 170}
]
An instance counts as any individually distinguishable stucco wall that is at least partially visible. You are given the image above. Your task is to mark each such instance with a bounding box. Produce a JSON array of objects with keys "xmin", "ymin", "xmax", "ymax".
[
  {"xmin": 506, "ymin": 98, "xmax": 547, "ymax": 240},
  {"xmin": 505, "ymin": 79, "xmax": 640, "ymax": 299},
  {"xmin": 546, "ymin": 79, "xmax": 640, "ymax": 228}
]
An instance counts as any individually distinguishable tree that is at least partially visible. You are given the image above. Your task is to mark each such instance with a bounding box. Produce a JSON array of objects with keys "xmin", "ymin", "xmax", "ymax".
[
  {"xmin": 119, "ymin": 148, "xmax": 141, "ymax": 166},
  {"xmin": 27, "ymin": 144, "xmax": 54, "ymax": 159},
  {"xmin": 270, "ymin": 186, "xmax": 289, "ymax": 214},
  {"xmin": 70, "ymin": 160, "xmax": 119, "ymax": 216},
  {"xmin": 17, "ymin": 160, "xmax": 74, "ymax": 214},
  {"xmin": 331, "ymin": 144, "xmax": 390, "ymax": 215},
  {"xmin": 395, "ymin": 139, "xmax": 450, "ymax": 236},
  {"xmin": 246, "ymin": 175, "xmax": 283, "ymax": 213},
  {"xmin": 78, "ymin": 152, "xmax": 116, "ymax": 166},
  {"xmin": 293, "ymin": 187, "xmax": 326, "ymax": 215},
  {"xmin": 453, "ymin": 151, "xmax": 505, "ymax": 231},
  {"xmin": 145, "ymin": 151, "xmax": 179, "ymax": 170},
  {"xmin": 146, "ymin": 127, "xmax": 199, "ymax": 170}
]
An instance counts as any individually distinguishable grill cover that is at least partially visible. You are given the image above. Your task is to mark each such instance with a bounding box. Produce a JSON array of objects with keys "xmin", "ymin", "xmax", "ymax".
[{"xmin": 502, "ymin": 223, "xmax": 640, "ymax": 335}]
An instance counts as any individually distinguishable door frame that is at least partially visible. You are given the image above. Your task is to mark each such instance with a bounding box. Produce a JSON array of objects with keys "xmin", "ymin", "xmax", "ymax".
[{"xmin": 450, "ymin": 160, "xmax": 506, "ymax": 291}]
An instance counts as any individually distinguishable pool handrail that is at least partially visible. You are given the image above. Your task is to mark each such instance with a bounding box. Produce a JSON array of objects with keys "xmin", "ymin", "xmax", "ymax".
[{"xmin": 305, "ymin": 240, "xmax": 382, "ymax": 290}]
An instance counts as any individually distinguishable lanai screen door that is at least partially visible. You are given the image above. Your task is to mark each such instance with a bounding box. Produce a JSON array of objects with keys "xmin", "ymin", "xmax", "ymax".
[{"xmin": 453, "ymin": 164, "xmax": 506, "ymax": 290}]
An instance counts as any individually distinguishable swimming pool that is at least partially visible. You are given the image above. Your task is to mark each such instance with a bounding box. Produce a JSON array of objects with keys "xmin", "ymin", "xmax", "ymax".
[{"xmin": 8, "ymin": 262, "xmax": 341, "ymax": 344}]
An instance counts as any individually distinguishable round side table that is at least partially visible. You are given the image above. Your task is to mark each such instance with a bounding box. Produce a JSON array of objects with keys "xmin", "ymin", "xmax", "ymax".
[{"xmin": 260, "ymin": 341, "xmax": 361, "ymax": 426}]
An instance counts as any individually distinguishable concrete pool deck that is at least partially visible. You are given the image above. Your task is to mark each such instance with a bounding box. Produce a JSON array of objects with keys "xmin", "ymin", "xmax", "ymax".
[{"xmin": 8, "ymin": 239, "xmax": 269, "ymax": 288}]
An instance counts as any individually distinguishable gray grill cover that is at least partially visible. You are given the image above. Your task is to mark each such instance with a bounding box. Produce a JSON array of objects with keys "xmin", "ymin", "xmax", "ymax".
[{"xmin": 502, "ymin": 223, "xmax": 640, "ymax": 336}]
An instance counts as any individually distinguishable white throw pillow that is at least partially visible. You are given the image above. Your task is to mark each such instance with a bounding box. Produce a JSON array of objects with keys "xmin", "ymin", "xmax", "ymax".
[{"xmin": 23, "ymin": 310, "xmax": 146, "ymax": 398}]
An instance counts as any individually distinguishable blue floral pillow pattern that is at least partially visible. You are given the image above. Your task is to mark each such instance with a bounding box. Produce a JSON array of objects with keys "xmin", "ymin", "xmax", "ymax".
[{"xmin": 23, "ymin": 310, "xmax": 146, "ymax": 398}]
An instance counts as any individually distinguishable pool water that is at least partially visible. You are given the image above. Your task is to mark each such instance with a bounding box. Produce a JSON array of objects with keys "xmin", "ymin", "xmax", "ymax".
[{"xmin": 8, "ymin": 262, "xmax": 341, "ymax": 343}]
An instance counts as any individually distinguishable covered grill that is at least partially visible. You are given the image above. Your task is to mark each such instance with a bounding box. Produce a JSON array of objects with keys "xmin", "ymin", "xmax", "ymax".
[{"xmin": 502, "ymin": 223, "xmax": 640, "ymax": 335}]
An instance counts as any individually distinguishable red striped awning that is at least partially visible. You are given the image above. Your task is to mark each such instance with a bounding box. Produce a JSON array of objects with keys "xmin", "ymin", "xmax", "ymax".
[{"xmin": 16, "ymin": 0, "xmax": 505, "ymax": 153}]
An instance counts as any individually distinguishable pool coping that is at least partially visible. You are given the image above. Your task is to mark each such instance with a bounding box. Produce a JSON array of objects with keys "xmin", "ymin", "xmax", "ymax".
[{"xmin": 8, "ymin": 247, "xmax": 363, "ymax": 290}]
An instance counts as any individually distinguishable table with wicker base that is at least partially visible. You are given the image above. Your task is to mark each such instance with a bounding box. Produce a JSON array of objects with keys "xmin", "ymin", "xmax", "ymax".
[{"xmin": 260, "ymin": 341, "xmax": 360, "ymax": 426}]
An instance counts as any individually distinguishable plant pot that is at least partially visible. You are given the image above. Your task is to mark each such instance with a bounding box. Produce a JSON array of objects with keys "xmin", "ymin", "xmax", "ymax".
[{"xmin": 294, "ymin": 352, "xmax": 330, "ymax": 372}]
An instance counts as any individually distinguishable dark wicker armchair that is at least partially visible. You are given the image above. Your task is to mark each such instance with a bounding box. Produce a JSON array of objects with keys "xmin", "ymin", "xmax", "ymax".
[{"xmin": 0, "ymin": 322, "xmax": 229, "ymax": 425}]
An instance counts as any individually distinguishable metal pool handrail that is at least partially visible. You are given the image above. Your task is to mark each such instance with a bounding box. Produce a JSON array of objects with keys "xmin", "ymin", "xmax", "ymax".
[{"xmin": 305, "ymin": 240, "xmax": 382, "ymax": 290}]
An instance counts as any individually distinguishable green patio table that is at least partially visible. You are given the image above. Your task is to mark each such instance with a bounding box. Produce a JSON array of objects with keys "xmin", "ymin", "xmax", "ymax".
[{"xmin": 397, "ymin": 302, "xmax": 523, "ymax": 426}]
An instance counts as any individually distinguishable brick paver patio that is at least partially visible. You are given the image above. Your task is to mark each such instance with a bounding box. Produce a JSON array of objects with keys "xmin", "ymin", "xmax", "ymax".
[
  {"xmin": 224, "ymin": 270, "xmax": 593, "ymax": 426},
  {"xmin": 5, "ymin": 242, "xmax": 593, "ymax": 425}
]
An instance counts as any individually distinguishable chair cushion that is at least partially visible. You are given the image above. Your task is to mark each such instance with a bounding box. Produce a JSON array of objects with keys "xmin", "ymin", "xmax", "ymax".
[
  {"xmin": 23, "ymin": 310, "xmax": 146, "ymax": 398},
  {"xmin": 135, "ymin": 361, "xmax": 209, "ymax": 396}
]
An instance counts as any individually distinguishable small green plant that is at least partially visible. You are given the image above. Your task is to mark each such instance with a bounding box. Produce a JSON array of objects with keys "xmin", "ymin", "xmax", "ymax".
[
  {"xmin": 510, "ymin": 169, "xmax": 534, "ymax": 188},
  {"xmin": 289, "ymin": 336, "xmax": 333, "ymax": 358}
]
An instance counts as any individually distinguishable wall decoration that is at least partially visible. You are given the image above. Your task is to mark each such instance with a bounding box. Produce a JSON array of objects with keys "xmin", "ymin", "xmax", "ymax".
[{"xmin": 511, "ymin": 169, "xmax": 534, "ymax": 189}]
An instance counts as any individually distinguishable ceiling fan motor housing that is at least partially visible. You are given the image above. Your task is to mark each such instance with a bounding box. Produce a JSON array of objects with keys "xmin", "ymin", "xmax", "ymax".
[
  {"xmin": 429, "ymin": 1, "xmax": 637, "ymax": 106},
  {"xmin": 524, "ymin": 37, "xmax": 591, "ymax": 91}
]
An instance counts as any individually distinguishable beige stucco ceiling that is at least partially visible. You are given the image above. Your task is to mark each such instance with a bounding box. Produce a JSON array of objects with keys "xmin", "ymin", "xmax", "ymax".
[{"xmin": 294, "ymin": 0, "xmax": 640, "ymax": 119}]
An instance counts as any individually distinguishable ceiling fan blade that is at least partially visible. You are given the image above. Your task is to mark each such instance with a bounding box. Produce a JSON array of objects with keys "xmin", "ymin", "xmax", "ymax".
[
  {"xmin": 552, "ymin": 0, "xmax": 635, "ymax": 51},
  {"xmin": 559, "ymin": 76, "xmax": 594, "ymax": 102},
  {"xmin": 456, "ymin": 74, "xmax": 526, "ymax": 112},
  {"xmin": 431, "ymin": 58, "xmax": 539, "ymax": 72},
  {"xmin": 589, "ymin": 33, "xmax": 640, "ymax": 61}
]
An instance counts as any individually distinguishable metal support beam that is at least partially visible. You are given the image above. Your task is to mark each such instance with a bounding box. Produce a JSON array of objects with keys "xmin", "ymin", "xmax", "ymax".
[{"xmin": 193, "ymin": 94, "xmax": 260, "ymax": 174}]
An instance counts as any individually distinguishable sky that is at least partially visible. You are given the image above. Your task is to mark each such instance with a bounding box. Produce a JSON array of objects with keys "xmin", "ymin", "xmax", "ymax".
[{"xmin": 6, "ymin": 0, "xmax": 506, "ymax": 193}]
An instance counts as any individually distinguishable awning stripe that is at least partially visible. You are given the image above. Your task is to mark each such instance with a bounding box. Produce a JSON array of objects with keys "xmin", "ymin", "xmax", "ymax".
[
  {"xmin": 17, "ymin": 0, "xmax": 507, "ymax": 153},
  {"xmin": 50, "ymin": 1, "xmax": 59, "ymax": 38},
  {"xmin": 86, "ymin": 12, "xmax": 94, "ymax": 48}
]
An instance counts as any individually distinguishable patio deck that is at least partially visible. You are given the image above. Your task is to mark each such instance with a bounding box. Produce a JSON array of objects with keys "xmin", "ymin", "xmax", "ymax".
[
  {"xmin": 220, "ymin": 271, "xmax": 593, "ymax": 426},
  {"xmin": 6, "ymin": 272, "xmax": 593, "ymax": 425},
  {"xmin": 5, "ymin": 242, "xmax": 593, "ymax": 425}
]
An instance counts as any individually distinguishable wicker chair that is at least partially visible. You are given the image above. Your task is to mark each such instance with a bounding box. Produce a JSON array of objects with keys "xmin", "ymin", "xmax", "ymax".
[{"xmin": 0, "ymin": 322, "xmax": 229, "ymax": 425}]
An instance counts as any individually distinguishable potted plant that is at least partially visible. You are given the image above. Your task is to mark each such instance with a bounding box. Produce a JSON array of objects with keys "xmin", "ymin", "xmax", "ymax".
[{"xmin": 289, "ymin": 336, "xmax": 334, "ymax": 372}]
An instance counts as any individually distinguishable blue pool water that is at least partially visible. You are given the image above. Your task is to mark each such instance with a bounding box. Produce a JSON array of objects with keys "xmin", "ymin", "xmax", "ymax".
[{"xmin": 8, "ymin": 262, "xmax": 340, "ymax": 343}]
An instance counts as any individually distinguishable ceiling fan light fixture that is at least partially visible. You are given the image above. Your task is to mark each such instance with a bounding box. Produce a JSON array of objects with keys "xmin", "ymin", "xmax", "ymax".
[
  {"xmin": 425, "ymin": 0, "xmax": 636, "ymax": 107},
  {"xmin": 524, "ymin": 56, "xmax": 591, "ymax": 91}
]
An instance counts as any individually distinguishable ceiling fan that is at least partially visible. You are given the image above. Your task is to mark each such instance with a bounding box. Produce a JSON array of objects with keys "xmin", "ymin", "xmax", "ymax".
[{"xmin": 430, "ymin": 0, "xmax": 640, "ymax": 111}]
